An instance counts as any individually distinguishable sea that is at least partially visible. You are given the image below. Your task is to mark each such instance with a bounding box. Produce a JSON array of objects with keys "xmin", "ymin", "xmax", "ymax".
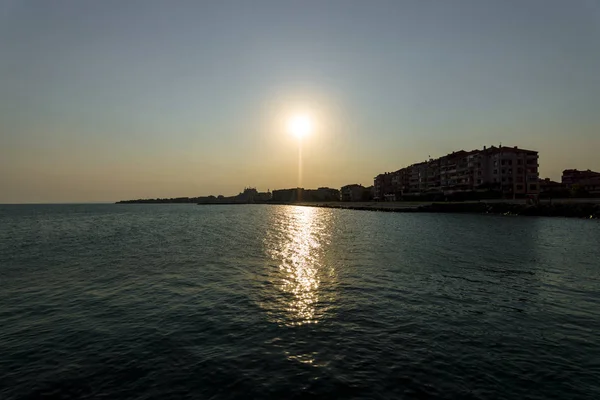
[{"xmin": 1, "ymin": 204, "xmax": 599, "ymax": 399}]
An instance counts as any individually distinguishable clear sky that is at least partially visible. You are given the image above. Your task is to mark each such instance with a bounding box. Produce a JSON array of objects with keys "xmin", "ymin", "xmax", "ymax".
[{"xmin": 1, "ymin": 0, "xmax": 599, "ymax": 203}]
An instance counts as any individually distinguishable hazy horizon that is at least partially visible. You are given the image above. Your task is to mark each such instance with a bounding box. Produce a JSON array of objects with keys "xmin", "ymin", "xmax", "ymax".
[{"xmin": 2, "ymin": 0, "xmax": 599, "ymax": 203}]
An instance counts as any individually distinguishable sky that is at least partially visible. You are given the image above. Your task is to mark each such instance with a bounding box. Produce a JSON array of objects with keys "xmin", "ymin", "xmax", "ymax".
[{"xmin": 1, "ymin": 0, "xmax": 599, "ymax": 203}]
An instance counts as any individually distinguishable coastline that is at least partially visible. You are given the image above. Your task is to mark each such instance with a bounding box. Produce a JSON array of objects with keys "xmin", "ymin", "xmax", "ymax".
[
  {"xmin": 292, "ymin": 200, "xmax": 600, "ymax": 219},
  {"xmin": 116, "ymin": 198, "xmax": 600, "ymax": 219}
]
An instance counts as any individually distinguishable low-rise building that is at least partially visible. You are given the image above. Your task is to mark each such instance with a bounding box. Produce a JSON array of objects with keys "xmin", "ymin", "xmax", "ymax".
[
  {"xmin": 562, "ymin": 169, "xmax": 600, "ymax": 187},
  {"xmin": 539, "ymin": 178, "xmax": 568, "ymax": 197},
  {"xmin": 581, "ymin": 177, "xmax": 600, "ymax": 195},
  {"xmin": 341, "ymin": 184, "xmax": 366, "ymax": 202},
  {"xmin": 254, "ymin": 191, "xmax": 272, "ymax": 202},
  {"xmin": 272, "ymin": 188, "xmax": 303, "ymax": 202},
  {"xmin": 272, "ymin": 187, "xmax": 340, "ymax": 202},
  {"xmin": 314, "ymin": 187, "xmax": 341, "ymax": 201}
]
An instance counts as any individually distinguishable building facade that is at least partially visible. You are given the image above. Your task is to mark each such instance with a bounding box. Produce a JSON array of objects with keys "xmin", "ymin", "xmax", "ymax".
[
  {"xmin": 314, "ymin": 187, "xmax": 341, "ymax": 201},
  {"xmin": 479, "ymin": 146, "xmax": 540, "ymax": 195},
  {"xmin": 582, "ymin": 178, "xmax": 600, "ymax": 195},
  {"xmin": 373, "ymin": 173, "xmax": 393, "ymax": 201},
  {"xmin": 341, "ymin": 184, "xmax": 366, "ymax": 202},
  {"xmin": 272, "ymin": 188, "xmax": 303, "ymax": 202},
  {"xmin": 562, "ymin": 169, "xmax": 600, "ymax": 187},
  {"xmin": 272, "ymin": 187, "xmax": 340, "ymax": 202},
  {"xmin": 373, "ymin": 145, "xmax": 540, "ymax": 199}
]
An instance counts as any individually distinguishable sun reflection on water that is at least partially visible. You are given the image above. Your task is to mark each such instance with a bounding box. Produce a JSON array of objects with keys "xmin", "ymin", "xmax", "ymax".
[{"xmin": 262, "ymin": 206, "xmax": 335, "ymax": 327}]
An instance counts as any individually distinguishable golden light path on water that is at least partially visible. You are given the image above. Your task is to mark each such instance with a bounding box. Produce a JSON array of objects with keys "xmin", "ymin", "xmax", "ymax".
[
  {"xmin": 280, "ymin": 207, "xmax": 320, "ymax": 323},
  {"xmin": 262, "ymin": 206, "xmax": 337, "ymax": 330}
]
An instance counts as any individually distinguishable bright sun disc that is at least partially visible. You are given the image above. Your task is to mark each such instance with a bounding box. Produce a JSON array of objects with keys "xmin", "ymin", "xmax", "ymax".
[{"xmin": 288, "ymin": 115, "xmax": 313, "ymax": 139}]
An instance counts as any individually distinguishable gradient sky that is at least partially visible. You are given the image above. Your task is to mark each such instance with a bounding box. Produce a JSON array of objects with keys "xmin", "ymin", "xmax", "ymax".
[{"xmin": 1, "ymin": 0, "xmax": 599, "ymax": 203}]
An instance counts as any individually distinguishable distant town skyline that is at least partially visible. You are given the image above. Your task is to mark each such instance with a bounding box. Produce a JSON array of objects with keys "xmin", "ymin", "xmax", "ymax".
[{"xmin": 1, "ymin": 0, "xmax": 600, "ymax": 203}]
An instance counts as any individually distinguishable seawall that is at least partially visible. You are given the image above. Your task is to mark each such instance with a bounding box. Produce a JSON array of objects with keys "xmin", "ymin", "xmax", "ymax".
[{"xmin": 295, "ymin": 201, "xmax": 600, "ymax": 219}]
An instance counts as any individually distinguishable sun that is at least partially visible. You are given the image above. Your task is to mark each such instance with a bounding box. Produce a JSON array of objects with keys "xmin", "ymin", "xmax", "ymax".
[{"xmin": 287, "ymin": 114, "xmax": 313, "ymax": 139}]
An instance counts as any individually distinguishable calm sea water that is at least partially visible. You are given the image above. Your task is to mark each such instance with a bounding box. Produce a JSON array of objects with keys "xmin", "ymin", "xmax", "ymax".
[{"xmin": 1, "ymin": 204, "xmax": 599, "ymax": 399}]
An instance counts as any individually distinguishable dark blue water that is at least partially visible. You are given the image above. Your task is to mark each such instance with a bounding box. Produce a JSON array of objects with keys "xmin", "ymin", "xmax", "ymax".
[{"xmin": 1, "ymin": 204, "xmax": 599, "ymax": 399}]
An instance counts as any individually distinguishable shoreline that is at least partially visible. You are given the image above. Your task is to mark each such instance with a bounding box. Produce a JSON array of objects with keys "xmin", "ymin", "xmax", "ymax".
[
  {"xmin": 116, "ymin": 199, "xmax": 600, "ymax": 219},
  {"xmin": 291, "ymin": 200, "xmax": 600, "ymax": 219}
]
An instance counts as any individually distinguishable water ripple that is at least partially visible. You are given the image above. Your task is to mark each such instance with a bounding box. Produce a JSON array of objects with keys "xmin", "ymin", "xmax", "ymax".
[{"xmin": 0, "ymin": 204, "xmax": 599, "ymax": 399}]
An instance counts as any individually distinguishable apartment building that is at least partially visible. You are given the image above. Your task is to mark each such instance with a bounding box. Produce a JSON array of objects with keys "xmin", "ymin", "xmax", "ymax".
[
  {"xmin": 482, "ymin": 146, "xmax": 540, "ymax": 194},
  {"xmin": 374, "ymin": 145, "xmax": 540, "ymax": 198},
  {"xmin": 374, "ymin": 172, "xmax": 393, "ymax": 200}
]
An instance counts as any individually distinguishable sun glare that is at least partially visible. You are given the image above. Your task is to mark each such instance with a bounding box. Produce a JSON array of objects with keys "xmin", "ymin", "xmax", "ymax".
[{"xmin": 287, "ymin": 114, "xmax": 313, "ymax": 139}]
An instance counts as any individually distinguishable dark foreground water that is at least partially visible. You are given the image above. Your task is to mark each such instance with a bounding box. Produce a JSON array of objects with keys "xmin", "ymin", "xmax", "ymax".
[{"xmin": 1, "ymin": 204, "xmax": 599, "ymax": 399}]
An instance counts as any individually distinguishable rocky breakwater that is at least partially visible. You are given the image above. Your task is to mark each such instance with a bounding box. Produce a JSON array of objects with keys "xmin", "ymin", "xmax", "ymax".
[
  {"xmin": 302, "ymin": 201, "xmax": 600, "ymax": 218},
  {"xmin": 419, "ymin": 202, "xmax": 600, "ymax": 219}
]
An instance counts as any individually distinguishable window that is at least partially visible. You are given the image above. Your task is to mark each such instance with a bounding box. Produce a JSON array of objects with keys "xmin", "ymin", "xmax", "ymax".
[
  {"xmin": 494, "ymin": 161, "xmax": 498, "ymax": 166},
  {"xmin": 502, "ymin": 177, "xmax": 506, "ymax": 182},
  {"xmin": 517, "ymin": 176, "xmax": 524, "ymax": 182},
  {"xmin": 529, "ymin": 184, "xmax": 537, "ymax": 191},
  {"xmin": 501, "ymin": 160, "xmax": 506, "ymax": 165},
  {"xmin": 501, "ymin": 169, "xmax": 505, "ymax": 174},
  {"xmin": 493, "ymin": 169, "xmax": 498, "ymax": 174},
  {"xmin": 508, "ymin": 160, "xmax": 512, "ymax": 165},
  {"xmin": 516, "ymin": 185, "xmax": 523, "ymax": 190},
  {"xmin": 518, "ymin": 159, "xmax": 523, "ymax": 165},
  {"xmin": 517, "ymin": 168, "xmax": 523, "ymax": 174}
]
